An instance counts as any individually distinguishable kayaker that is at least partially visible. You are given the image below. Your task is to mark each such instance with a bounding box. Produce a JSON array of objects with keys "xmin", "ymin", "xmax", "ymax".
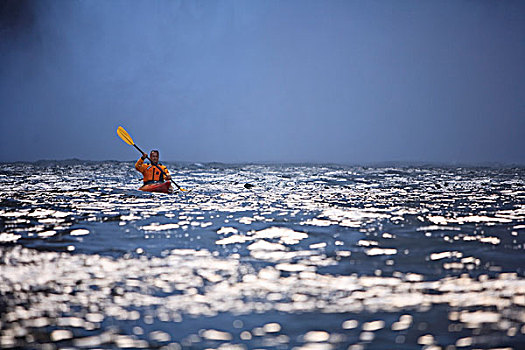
[{"xmin": 135, "ymin": 150, "xmax": 172, "ymax": 184}]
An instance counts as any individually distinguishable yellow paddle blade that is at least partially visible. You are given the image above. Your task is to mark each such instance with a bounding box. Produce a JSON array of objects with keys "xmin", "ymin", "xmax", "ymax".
[{"xmin": 117, "ymin": 126, "xmax": 134, "ymax": 146}]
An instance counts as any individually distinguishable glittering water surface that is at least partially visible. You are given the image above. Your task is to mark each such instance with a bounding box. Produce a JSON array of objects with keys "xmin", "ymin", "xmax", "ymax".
[{"xmin": 1, "ymin": 161, "xmax": 524, "ymax": 349}]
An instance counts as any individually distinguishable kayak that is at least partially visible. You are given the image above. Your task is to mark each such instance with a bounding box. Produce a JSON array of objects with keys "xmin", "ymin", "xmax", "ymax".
[{"xmin": 139, "ymin": 181, "xmax": 172, "ymax": 194}]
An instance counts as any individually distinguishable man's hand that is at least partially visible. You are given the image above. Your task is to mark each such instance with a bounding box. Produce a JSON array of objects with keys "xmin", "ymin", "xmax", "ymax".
[
  {"xmin": 166, "ymin": 174, "xmax": 172, "ymax": 181},
  {"xmin": 141, "ymin": 153, "xmax": 147, "ymax": 160}
]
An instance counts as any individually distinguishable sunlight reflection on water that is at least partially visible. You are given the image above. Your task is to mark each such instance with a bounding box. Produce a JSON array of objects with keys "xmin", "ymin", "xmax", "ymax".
[{"xmin": 0, "ymin": 161, "xmax": 524, "ymax": 348}]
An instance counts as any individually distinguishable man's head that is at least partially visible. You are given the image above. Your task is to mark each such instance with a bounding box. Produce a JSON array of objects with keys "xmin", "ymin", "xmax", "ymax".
[{"xmin": 150, "ymin": 150, "xmax": 159, "ymax": 164}]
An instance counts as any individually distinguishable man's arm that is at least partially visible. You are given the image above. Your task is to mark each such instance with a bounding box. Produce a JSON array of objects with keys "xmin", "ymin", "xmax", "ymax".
[
  {"xmin": 161, "ymin": 165, "xmax": 171, "ymax": 180},
  {"xmin": 135, "ymin": 153, "xmax": 147, "ymax": 172}
]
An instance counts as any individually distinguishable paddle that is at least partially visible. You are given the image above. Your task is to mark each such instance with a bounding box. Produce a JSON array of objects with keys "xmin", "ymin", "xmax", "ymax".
[{"xmin": 117, "ymin": 126, "xmax": 188, "ymax": 192}]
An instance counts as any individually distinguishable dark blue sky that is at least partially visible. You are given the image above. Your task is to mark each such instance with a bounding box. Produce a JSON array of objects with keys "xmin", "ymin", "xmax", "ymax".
[{"xmin": 1, "ymin": 0, "xmax": 524, "ymax": 164}]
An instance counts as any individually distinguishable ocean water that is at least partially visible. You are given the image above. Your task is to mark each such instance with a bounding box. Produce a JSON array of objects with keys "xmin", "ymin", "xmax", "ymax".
[{"xmin": 0, "ymin": 161, "xmax": 524, "ymax": 349}]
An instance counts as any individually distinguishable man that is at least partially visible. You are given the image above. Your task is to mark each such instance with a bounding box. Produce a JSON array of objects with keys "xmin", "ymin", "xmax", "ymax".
[{"xmin": 135, "ymin": 150, "xmax": 172, "ymax": 184}]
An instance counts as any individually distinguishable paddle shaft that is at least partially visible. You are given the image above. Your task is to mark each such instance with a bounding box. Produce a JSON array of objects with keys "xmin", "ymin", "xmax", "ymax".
[{"xmin": 134, "ymin": 144, "xmax": 183, "ymax": 191}]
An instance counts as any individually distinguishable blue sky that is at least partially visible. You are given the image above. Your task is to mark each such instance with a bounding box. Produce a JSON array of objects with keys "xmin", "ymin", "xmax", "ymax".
[{"xmin": 1, "ymin": 0, "xmax": 524, "ymax": 164}]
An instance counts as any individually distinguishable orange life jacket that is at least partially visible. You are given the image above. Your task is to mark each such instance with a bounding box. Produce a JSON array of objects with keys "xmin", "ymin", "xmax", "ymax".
[{"xmin": 135, "ymin": 157, "xmax": 170, "ymax": 183}]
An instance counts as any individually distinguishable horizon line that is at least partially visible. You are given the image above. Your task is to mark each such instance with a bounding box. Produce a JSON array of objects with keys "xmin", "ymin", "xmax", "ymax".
[{"xmin": 1, "ymin": 158, "xmax": 524, "ymax": 168}]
